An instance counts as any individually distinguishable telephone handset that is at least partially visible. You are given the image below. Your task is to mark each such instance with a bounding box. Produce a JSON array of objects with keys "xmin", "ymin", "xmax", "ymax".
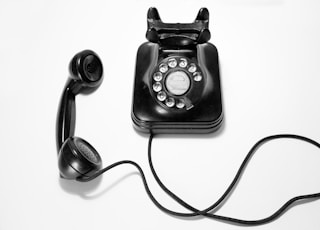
[{"xmin": 131, "ymin": 7, "xmax": 223, "ymax": 134}]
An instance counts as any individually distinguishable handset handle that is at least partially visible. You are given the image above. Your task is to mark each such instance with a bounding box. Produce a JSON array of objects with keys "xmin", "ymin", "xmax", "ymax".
[{"xmin": 56, "ymin": 79, "xmax": 77, "ymax": 153}]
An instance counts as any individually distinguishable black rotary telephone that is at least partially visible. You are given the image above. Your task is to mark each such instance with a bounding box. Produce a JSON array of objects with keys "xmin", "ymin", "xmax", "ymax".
[
  {"xmin": 56, "ymin": 7, "xmax": 320, "ymax": 226},
  {"xmin": 131, "ymin": 7, "xmax": 223, "ymax": 134}
]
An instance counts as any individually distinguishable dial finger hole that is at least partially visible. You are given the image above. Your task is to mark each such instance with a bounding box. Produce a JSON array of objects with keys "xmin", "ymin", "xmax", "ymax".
[
  {"xmin": 193, "ymin": 72, "xmax": 202, "ymax": 82},
  {"xmin": 165, "ymin": 98, "xmax": 175, "ymax": 107},
  {"xmin": 153, "ymin": 72, "xmax": 163, "ymax": 81},
  {"xmin": 168, "ymin": 58, "xmax": 177, "ymax": 68},
  {"xmin": 179, "ymin": 58, "xmax": 188, "ymax": 68},
  {"xmin": 188, "ymin": 63, "xmax": 197, "ymax": 73},
  {"xmin": 176, "ymin": 99, "xmax": 185, "ymax": 109},
  {"xmin": 159, "ymin": 63, "xmax": 168, "ymax": 73},
  {"xmin": 157, "ymin": 91, "xmax": 167, "ymax": 101},
  {"xmin": 153, "ymin": 82, "xmax": 162, "ymax": 92}
]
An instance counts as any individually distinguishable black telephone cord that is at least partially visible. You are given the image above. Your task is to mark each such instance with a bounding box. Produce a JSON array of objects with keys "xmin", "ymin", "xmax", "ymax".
[{"xmin": 77, "ymin": 134, "xmax": 320, "ymax": 226}]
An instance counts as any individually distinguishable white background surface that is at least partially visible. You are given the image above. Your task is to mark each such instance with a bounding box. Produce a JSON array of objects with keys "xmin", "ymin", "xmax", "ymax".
[{"xmin": 1, "ymin": 0, "xmax": 320, "ymax": 229}]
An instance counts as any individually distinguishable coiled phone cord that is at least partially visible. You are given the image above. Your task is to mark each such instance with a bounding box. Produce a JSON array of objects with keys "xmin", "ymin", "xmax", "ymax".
[{"xmin": 77, "ymin": 134, "xmax": 320, "ymax": 225}]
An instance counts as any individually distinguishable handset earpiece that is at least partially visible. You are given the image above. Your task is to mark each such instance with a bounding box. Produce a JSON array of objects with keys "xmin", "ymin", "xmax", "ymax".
[
  {"xmin": 56, "ymin": 50, "xmax": 103, "ymax": 179},
  {"xmin": 69, "ymin": 49, "xmax": 103, "ymax": 94}
]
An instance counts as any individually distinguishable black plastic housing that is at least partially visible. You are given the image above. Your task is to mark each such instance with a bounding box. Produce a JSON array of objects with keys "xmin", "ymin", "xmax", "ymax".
[{"xmin": 131, "ymin": 8, "xmax": 223, "ymax": 134}]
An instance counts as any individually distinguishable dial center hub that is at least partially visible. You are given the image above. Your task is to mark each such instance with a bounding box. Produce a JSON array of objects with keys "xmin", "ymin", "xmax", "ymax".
[{"xmin": 165, "ymin": 71, "xmax": 190, "ymax": 96}]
